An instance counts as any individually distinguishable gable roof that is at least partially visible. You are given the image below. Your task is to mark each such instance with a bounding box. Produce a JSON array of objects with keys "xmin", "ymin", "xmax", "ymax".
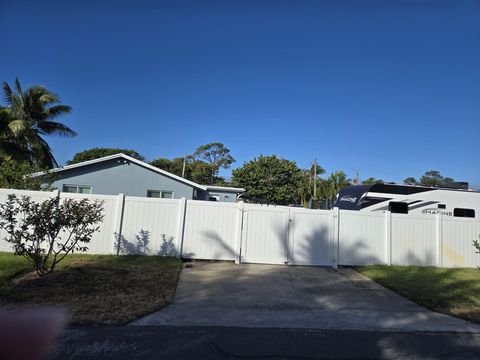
[{"xmin": 41, "ymin": 153, "xmax": 244, "ymax": 193}]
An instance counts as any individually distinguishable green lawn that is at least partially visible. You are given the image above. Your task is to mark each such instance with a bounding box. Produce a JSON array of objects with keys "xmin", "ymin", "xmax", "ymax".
[
  {"xmin": 0, "ymin": 253, "xmax": 31, "ymax": 296},
  {"xmin": 356, "ymin": 265, "xmax": 480, "ymax": 323},
  {"xmin": 0, "ymin": 252, "xmax": 181, "ymax": 325}
]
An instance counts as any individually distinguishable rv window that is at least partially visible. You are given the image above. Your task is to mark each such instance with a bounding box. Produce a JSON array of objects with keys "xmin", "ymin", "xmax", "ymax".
[
  {"xmin": 438, "ymin": 204, "xmax": 446, "ymax": 209},
  {"xmin": 389, "ymin": 202, "xmax": 408, "ymax": 214},
  {"xmin": 453, "ymin": 208, "xmax": 475, "ymax": 218}
]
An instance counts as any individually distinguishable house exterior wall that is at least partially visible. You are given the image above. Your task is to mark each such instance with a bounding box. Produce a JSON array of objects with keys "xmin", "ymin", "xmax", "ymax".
[
  {"xmin": 50, "ymin": 158, "xmax": 195, "ymax": 199},
  {"xmin": 196, "ymin": 189, "xmax": 239, "ymax": 203}
]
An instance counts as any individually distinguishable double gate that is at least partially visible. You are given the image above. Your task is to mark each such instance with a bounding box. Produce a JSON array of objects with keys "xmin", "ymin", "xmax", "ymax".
[{"xmin": 240, "ymin": 204, "xmax": 333, "ymax": 266}]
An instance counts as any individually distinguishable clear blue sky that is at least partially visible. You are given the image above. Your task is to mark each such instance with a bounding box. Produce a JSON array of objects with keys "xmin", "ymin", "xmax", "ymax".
[{"xmin": 1, "ymin": 0, "xmax": 479, "ymax": 186}]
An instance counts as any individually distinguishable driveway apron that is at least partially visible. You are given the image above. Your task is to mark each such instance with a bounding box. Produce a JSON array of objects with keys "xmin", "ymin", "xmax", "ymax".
[{"xmin": 132, "ymin": 262, "xmax": 480, "ymax": 332}]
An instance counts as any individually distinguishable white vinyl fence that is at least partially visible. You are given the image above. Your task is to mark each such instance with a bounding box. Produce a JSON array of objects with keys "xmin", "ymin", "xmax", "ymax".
[{"xmin": 0, "ymin": 188, "xmax": 479, "ymax": 268}]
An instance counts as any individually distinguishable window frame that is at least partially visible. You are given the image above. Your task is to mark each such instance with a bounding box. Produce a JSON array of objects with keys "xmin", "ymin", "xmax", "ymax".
[
  {"xmin": 62, "ymin": 184, "xmax": 92, "ymax": 194},
  {"xmin": 147, "ymin": 190, "xmax": 175, "ymax": 199}
]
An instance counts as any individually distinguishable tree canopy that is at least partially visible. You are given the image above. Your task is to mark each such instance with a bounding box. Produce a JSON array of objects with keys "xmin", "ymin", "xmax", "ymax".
[
  {"xmin": 67, "ymin": 147, "xmax": 145, "ymax": 164},
  {"xmin": 1, "ymin": 78, "xmax": 76, "ymax": 168},
  {"xmin": 232, "ymin": 155, "xmax": 303, "ymax": 205},
  {"xmin": 150, "ymin": 156, "xmax": 218, "ymax": 185},
  {"xmin": 362, "ymin": 177, "xmax": 384, "ymax": 185},
  {"xmin": 193, "ymin": 142, "xmax": 235, "ymax": 184},
  {"xmin": 403, "ymin": 170, "xmax": 454, "ymax": 187}
]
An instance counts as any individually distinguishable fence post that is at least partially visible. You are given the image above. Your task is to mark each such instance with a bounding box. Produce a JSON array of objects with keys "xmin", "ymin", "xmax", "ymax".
[
  {"xmin": 113, "ymin": 193, "xmax": 125, "ymax": 255},
  {"xmin": 436, "ymin": 213, "xmax": 443, "ymax": 267},
  {"xmin": 51, "ymin": 188, "xmax": 60, "ymax": 199},
  {"xmin": 332, "ymin": 207, "xmax": 340, "ymax": 269},
  {"xmin": 176, "ymin": 197, "xmax": 187, "ymax": 258},
  {"xmin": 385, "ymin": 210, "xmax": 392, "ymax": 265},
  {"xmin": 234, "ymin": 201, "xmax": 245, "ymax": 264}
]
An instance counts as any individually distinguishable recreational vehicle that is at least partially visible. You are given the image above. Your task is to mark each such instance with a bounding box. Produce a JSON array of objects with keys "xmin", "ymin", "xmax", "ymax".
[{"xmin": 334, "ymin": 183, "xmax": 480, "ymax": 219}]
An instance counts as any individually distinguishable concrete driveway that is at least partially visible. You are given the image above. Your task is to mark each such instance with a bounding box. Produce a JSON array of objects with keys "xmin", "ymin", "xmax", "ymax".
[{"xmin": 132, "ymin": 262, "xmax": 480, "ymax": 332}]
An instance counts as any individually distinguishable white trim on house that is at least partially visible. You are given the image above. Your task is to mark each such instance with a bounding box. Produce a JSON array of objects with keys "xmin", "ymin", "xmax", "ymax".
[{"xmin": 205, "ymin": 185, "xmax": 245, "ymax": 193}]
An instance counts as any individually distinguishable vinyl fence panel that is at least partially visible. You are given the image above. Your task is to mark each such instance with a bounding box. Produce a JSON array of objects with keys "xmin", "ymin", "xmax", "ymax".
[
  {"xmin": 182, "ymin": 200, "xmax": 239, "ymax": 260},
  {"xmin": 391, "ymin": 214, "xmax": 437, "ymax": 266},
  {"xmin": 121, "ymin": 196, "xmax": 181, "ymax": 256},
  {"xmin": 290, "ymin": 208, "xmax": 332, "ymax": 266},
  {"xmin": 338, "ymin": 210, "xmax": 385, "ymax": 265},
  {"xmin": 60, "ymin": 192, "xmax": 119, "ymax": 254},
  {"xmin": 442, "ymin": 217, "xmax": 480, "ymax": 268},
  {"xmin": 241, "ymin": 204, "xmax": 290, "ymax": 264}
]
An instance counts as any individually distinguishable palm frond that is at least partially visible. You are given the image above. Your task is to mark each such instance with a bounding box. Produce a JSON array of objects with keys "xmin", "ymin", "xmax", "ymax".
[
  {"xmin": 30, "ymin": 135, "xmax": 58, "ymax": 168},
  {"xmin": 44, "ymin": 104, "xmax": 72, "ymax": 119},
  {"xmin": 14, "ymin": 77, "xmax": 23, "ymax": 98},
  {"xmin": 37, "ymin": 121, "xmax": 77, "ymax": 137}
]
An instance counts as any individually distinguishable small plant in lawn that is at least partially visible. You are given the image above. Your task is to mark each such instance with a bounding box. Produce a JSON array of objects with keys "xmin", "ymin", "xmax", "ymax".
[
  {"xmin": 0, "ymin": 194, "xmax": 104, "ymax": 276},
  {"xmin": 473, "ymin": 235, "xmax": 480, "ymax": 266}
]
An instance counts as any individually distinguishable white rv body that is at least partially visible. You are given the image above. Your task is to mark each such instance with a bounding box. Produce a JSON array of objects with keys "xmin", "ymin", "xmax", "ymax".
[{"xmin": 334, "ymin": 183, "xmax": 480, "ymax": 219}]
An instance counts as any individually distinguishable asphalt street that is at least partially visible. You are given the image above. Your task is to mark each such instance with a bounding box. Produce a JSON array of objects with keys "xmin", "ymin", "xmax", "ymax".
[{"xmin": 53, "ymin": 326, "xmax": 480, "ymax": 360}]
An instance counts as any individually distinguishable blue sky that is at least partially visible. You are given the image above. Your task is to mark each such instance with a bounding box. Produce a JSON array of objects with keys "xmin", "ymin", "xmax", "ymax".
[{"xmin": 1, "ymin": 0, "xmax": 479, "ymax": 185}]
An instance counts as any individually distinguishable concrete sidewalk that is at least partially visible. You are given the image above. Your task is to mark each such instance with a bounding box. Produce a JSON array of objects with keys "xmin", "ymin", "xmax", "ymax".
[{"xmin": 132, "ymin": 262, "xmax": 480, "ymax": 333}]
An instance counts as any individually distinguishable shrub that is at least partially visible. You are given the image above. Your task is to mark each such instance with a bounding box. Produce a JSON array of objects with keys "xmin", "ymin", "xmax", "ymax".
[
  {"xmin": 0, "ymin": 194, "xmax": 104, "ymax": 276},
  {"xmin": 473, "ymin": 235, "xmax": 480, "ymax": 256}
]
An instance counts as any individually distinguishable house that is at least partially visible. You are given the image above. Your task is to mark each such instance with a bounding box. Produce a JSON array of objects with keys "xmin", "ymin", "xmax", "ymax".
[{"xmin": 42, "ymin": 153, "xmax": 245, "ymax": 202}]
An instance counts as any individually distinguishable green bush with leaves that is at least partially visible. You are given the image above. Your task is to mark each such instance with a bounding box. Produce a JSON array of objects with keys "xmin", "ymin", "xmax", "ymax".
[
  {"xmin": 0, "ymin": 195, "xmax": 104, "ymax": 276},
  {"xmin": 473, "ymin": 236, "xmax": 480, "ymax": 256},
  {"xmin": 0, "ymin": 155, "xmax": 56, "ymax": 190}
]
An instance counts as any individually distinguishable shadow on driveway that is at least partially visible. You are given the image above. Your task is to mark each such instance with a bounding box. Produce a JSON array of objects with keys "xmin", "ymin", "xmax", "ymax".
[{"xmin": 131, "ymin": 262, "xmax": 480, "ymax": 333}]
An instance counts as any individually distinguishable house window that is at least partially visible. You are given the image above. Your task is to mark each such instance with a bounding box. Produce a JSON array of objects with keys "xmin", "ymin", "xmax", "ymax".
[
  {"xmin": 63, "ymin": 184, "xmax": 92, "ymax": 194},
  {"xmin": 454, "ymin": 208, "xmax": 475, "ymax": 218},
  {"xmin": 389, "ymin": 201, "xmax": 408, "ymax": 214},
  {"xmin": 147, "ymin": 190, "xmax": 174, "ymax": 199}
]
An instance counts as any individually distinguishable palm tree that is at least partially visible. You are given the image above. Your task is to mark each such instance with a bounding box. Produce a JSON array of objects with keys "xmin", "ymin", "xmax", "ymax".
[
  {"xmin": 2, "ymin": 78, "xmax": 76, "ymax": 168},
  {"xmin": 0, "ymin": 106, "xmax": 30, "ymax": 161}
]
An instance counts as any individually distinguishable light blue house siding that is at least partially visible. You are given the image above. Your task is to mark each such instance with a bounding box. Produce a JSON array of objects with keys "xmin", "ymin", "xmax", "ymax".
[
  {"xmin": 196, "ymin": 189, "xmax": 238, "ymax": 203},
  {"xmin": 51, "ymin": 158, "xmax": 195, "ymax": 199}
]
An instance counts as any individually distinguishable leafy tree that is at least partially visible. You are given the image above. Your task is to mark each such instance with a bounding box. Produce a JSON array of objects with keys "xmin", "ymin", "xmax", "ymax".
[
  {"xmin": 150, "ymin": 156, "xmax": 219, "ymax": 184},
  {"xmin": 193, "ymin": 142, "xmax": 235, "ymax": 184},
  {"xmin": 318, "ymin": 171, "xmax": 351, "ymax": 206},
  {"xmin": 0, "ymin": 154, "xmax": 55, "ymax": 190},
  {"xmin": 298, "ymin": 163, "xmax": 326, "ymax": 206},
  {"xmin": 190, "ymin": 160, "xmax": 217, "ymax": 184},
  {"xmin": 68, "ymin": 147, "xmax": 145, "ymax": 164},
  {"xmin": 403, "ymin": 177, "xmax": 418, "ymax": 185},
  {"xmin": 0, "ymin": 195, "xmax": 104, "ymax": 276},
  {"xmin": 150, "ymin": 157, "xmax": 184, "ymax": 176},
  {"xmin": 362, "ymin": 177, "xmax": 383, "ymax": 185},
  {"xmin": 2, "ymin": 78, "xmax": 76, "ymax": 168},
  {"xmin": 420, "ymin": 170, "xmax": 454, "ymax": 187},
  {"xmin": 232, "ymin": 155, "xmax": 302, "ymax": 205},
  {"xmin": 404, "ymin": 171, "xmax": 454, "ymax": 187}
]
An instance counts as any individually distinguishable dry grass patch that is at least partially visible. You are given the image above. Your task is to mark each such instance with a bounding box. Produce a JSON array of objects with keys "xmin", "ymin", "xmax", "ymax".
[{"xmin": 0, "ymin": 253, "xmax": 181, "ymax": 325}]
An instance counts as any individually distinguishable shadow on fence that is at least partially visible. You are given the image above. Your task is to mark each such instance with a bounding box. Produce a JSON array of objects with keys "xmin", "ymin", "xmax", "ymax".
[{"xmin": 114, "ymin": 230, "xmax": 179, "ymax": 257}]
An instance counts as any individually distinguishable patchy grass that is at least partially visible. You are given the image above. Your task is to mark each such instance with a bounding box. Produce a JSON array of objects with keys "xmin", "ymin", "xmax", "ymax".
[
  {"xmin": 0, "ymin": 252, "xmax": 181, "ymax": 325},
  {"xmin": 356, "ymin": 265, "xmax": 480, "ymax": 323},
  {"xmin": 0, "ymin": 253, "xmax": 31, "ymax": 297}
]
